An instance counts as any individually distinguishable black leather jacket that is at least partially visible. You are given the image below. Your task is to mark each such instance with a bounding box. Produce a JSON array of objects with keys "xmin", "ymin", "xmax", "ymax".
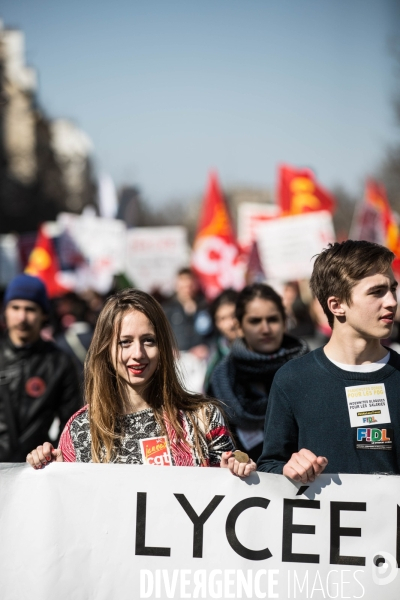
[{"xmin": 0, "ymin": 335, "xmax": 82, "ymax": 461}]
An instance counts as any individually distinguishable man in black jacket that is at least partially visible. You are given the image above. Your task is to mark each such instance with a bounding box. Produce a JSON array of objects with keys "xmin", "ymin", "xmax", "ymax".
[
  {"xmin": 0, "ymin": 274, "xmax": 81, "ymax": 461},
  {"xmin": 163, "ymin": 268, "xmax": 213, "ymax": 353}
]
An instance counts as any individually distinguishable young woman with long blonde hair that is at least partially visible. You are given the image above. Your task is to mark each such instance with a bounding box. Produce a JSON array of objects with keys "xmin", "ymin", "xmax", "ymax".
[{"xmin": 27, "ymin": 289, "xmax": 255, "ymax": 476}]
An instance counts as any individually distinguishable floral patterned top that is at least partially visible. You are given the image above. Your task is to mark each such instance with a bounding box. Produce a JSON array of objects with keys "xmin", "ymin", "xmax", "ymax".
[{"xmin": 59, "ymin": 403, "xmax": 234, "ymax": 466}]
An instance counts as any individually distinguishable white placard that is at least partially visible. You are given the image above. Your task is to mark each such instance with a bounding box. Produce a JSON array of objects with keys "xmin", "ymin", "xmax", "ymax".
[
  {"xmin": 1, "ymin": 464, "xmax": 399, "ymax": 599},
  {"xmin": 58, "ymin": 212, "xmax": 126, "ymax": 272},
  {"xmin": 237, "ymin": 203, "xmax": 280, "ymax": 250},
  {"xmin": 256, "ymin": 211, "xmax": 335, "ymax": 282},
  {"xmin": 125, "ymin": 227, "xmax": 189, "ymax": 294},
  {"xmin": 57, "ymin": 212, "xmax": 127, "ymax": 293}
]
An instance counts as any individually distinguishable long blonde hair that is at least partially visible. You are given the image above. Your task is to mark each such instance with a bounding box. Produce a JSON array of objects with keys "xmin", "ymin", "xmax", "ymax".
[{"xmin": 84, "ymin": 288, "xmax": 217, "ymax": 462}]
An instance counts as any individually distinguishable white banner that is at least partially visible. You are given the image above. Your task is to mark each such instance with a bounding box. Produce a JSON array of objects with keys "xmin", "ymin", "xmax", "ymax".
[
  {"xmin": 256, "ymin": 211, "xmax": 335, "ymax": 282},
  {"xmin": 1, "ymin": 465, "xmax": 399, "ymax": 599}
]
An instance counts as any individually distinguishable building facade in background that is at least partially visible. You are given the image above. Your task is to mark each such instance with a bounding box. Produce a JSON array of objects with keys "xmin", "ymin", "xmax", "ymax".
[{"xmin": 0, "ymin": 21, "xmax": 96, "ymax": 234}]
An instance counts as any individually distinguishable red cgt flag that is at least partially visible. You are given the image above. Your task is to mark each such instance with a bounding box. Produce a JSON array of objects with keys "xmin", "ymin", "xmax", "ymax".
[
  {"xmin": 191, "ymin": 172, "xmax": 245, "ymax": 300},
  {"xmin": 278, "ymin": 164, "xmax": 336, "ymax": 215},
  {"xmin": 364, "ymin": 179, "xmax": 399, "ymax": 253},
  {"xmin": 364, "ymin": 179, "xmax": 400, "ymax": 275},
  {"xmin": 25, "ymin": 225, "xmax": 70, "ymax": 298}
]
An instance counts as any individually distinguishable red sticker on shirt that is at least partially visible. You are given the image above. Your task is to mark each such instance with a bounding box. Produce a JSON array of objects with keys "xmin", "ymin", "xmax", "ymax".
[
  {"xmin": 25, "ymin": 377, "xmax": 46, "ymax": 398},
  {"xmin": 139, "ymin": 436, "xmax": 172, "ymax": 466}
]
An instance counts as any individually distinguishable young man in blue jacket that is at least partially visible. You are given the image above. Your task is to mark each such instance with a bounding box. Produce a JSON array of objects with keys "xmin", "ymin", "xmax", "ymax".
[{"xmin": 257, "ymin": 240, "xmax": 400, "ymax": 480}]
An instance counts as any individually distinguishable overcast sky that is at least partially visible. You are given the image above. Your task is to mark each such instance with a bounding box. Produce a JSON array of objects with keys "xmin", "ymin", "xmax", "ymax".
[{"xmin": 1, "ymin": 0, "xmax": 399, "ymax": 205}]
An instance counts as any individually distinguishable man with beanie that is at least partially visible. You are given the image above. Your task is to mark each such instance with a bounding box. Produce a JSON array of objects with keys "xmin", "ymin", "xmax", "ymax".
[{"xmin": 0, "ymin": 274, "xmax": 81, "ymax": 461}]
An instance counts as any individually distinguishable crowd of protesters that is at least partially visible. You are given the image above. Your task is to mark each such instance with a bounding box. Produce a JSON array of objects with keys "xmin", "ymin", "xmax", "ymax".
[{"xmin": 2, "ymin": 239, "xmax": 400, "ymax": 481}]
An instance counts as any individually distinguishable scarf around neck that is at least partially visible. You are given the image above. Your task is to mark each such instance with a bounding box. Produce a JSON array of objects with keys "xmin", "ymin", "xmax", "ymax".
[{"xmin": 210, "ymin": 335, "xmax": 308, "ymax": 429}]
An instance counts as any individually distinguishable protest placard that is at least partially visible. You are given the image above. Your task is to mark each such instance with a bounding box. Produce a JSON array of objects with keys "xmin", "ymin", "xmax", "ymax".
[
  {"xmin": 0, "ymin": 464, "xmax": 399, "ymax": 599},
  {"xmin": 57, "ymin": 212, "xmax": 127, "ymax": 293},
  {"xmin": 256, "ymin": 211, "xmax": 335, "ymax": 282},
  {"xmin": 58, "ymin": 212, "xmax": 126, "ymax": 273},
  {"xmin": 237, "ymin": 203, "xmax": 280, "ymax": 251},
  {"xmin": 125, "ymin": 226, "xmax": 189, "ymax": 294}
]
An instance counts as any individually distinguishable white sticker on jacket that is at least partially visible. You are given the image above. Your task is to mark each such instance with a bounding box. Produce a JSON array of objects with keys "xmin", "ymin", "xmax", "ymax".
[{"xmin": 345, "ymin": 383, "xmax": 391, "ymax": 428}]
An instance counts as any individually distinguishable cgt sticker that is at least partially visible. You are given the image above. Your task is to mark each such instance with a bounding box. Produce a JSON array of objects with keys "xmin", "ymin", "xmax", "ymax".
[
  {"xmin": 356, "ymin": 427, "xmax": 393, "ymax": 451},
  {"xmin": 139, "ymin": 436, "xmax": 172, "ymax": 466},
  {"xmin": 25, "ymin": 377, "xmax": 46, "ymax": 398}
]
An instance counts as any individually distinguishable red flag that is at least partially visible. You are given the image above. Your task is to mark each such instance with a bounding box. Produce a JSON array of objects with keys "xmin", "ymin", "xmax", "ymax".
[
  {"xmin": 191, "ymin": 172, "xmax": 244, "ymax": 299},
  {"xmin": 25, "ymin": 226, "xmax": 70, "ymax": 298},
  {"xmin": 350, "ymin": 179, "xmax": 400, "ymax": 275},
  {"xmin": 364, "ymin": 179, "xmax": 399, "ymax": 253},
  {"xmin": 278, "ymin": 164, "xmax": 335, "ymax": 215}
]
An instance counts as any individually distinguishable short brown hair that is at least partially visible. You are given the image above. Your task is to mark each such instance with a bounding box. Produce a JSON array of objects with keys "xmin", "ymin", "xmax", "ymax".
[
  {"xmin": 309, "ymin": 240, "xmax": 395, "ymax": 327},
  {"xmin": 177, "ymin": 267, "xmax": 194, "ymax": 277}
]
